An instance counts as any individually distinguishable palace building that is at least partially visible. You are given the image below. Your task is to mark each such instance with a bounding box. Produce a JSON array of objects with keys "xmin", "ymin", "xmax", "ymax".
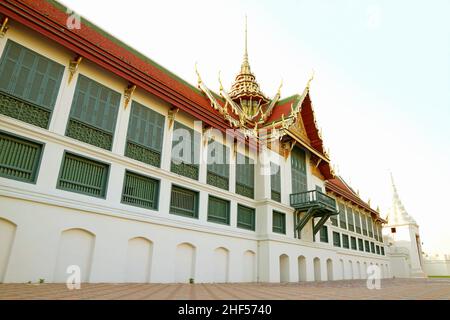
[{"xmin": 0, "ymin": 0, "xmax": 395, "ymax": 284}]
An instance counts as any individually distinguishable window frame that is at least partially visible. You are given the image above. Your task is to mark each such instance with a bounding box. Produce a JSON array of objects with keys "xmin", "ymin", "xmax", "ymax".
[
  {"xmin": 121, "ymin": 169, "xmax": 160, "ymax": 210},
  {"xmin": 272, "ymin": 210, "xmax": 286, "ymax": 234},
  {"xmin": 237, "ymin": 204, "xmax": 256, "ymax": 231},
  {"xmin": 169, "ymin": 184, "xmax": 199, "ymax": 219},
  {"xmin": 207, "ymin": 195, "xmax": 231, "ymax": 225},
  {"xmin": 56, "ymin": 151, "xmax": 110, "ymax": 199}
]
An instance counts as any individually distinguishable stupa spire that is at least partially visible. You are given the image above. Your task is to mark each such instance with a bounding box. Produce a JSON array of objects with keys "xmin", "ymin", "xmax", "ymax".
[{"xmin": 387, "ymin": 173, "xmax": 417, "ymax": 226}]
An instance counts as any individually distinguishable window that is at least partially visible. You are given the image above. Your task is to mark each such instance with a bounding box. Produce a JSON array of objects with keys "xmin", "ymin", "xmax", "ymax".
[
  {"xmin": 368, "ymin": 217, "xmax": 374, "ymax": 238},
  {"xmin": 333, "ymin": 232, "xmax": 341, "ymax": 247},
  {"xmin": 362, "ymin": 215, "xmax": 368, "ymax": 236},
  {"xmin": 0, "ymin": 131, "xmax": 43, "ymax": 183},
  {"xmin": 66, "ymin": 75, "xmax": 121, "ymax": 150},
  {"xmin": 272, "ymin": 211, "xmax": 286, "ymax": 234},
  {"xmin": 237, "ymin": 204, "xmax": 255, "ymax": 231},
  {"xmin": 378, "ymin": 225, "xmax": 384, "ymax": 243},
  {"xmin": 320, "ymin": 226, "xmax": 329, "ymax": 243},
  {"xmin": 0, "ymin": 40, "xmax": 64, "ymax": 128},
  {"xmin": 342, "ymin": 234, "xmax": 349, "ymax": 249},
  {"xmin": 125, "ymin": 101, "xmax": 165, "ymax": 168},
  {"xmin": 338, "ymin": 203, "xmax": 347, "ymax": 229},
  {"xmin": 208, "ymin": 196, "xmax": 230, "ymax": 225},
  {"xmin": 354, "ymin": 211, "xmax": 361, "ymax": 234},
  {"xmin": 207, "ymin": 140, "xmax": 229, "ymax": 190},
  {"xmin": 351, "ymin": 236, "xmax": 357, "ymax": 250},
  {"xmin": 170, "ymin": 185, "xmax": 198, "ymax": 218},
  {"xmin": 364, "ymin": 240, "xmax": 370, "ymax": 253},
  {"xmin": 391, "ymin": 227, "xmax": 396, "ymax": 233},
  {"xmin": 270, "ymin": 162, "xmax": 281, "ymax": 202},
  {"xmin": 376, "ymin": 245, "xmax": 380, "ymax": 255},
  {"xmin": 330, "ymin": 202, "xmax": 338, "ymax": 226},
  {"xmin": 347, "ymin": 206, "xmax": 354, "ymax": 232},
  {"xmin": 358, "ymin": 238, "xmax": 364, "ymax": 252},
  {"xmin": 121, "ymin": 171, "xmax": 159, "ymax": 210},
  {"xmin": 291, "ymin": 147, "xmax": 307, "ymax": 194},
  {"xmin": 381, "ymin": 247, "xmax": 385, "ymax": 255},
  {"xmin": 370, "ymin": 242, "xmax": 376, "ymax": 253},
  {"xmin": 57, "ymin": 152, "xmax": 109, "ymax": 198},
  {"xmin": 236, "ymin": 153, "xmax": 254, "ymax": 199},
  {"xmin": 171, "ymin": 121, "xmax": 200, "ymax": 180}
]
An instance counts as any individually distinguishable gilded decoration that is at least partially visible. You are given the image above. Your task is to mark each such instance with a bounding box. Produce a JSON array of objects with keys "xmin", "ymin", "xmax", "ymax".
[{"xmin": 196, "ymin": 17, "xmax": 314, "ymax": 146}]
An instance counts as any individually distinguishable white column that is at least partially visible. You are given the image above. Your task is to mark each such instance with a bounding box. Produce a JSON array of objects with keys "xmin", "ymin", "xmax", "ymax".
[
  {"xmin": 282, "ymin": 154, "xmax": 292, "ymax": 206},
  {"xmin": 49, "ymin": 69, "xmax": 78, "ymax": 135},
  {"xmin": 160, "ymin": 114, "xmax": 174, "ymax": 172},
  {"xmin": 254, "ymin": 150, "xmax": 271, "ymax": 201},
  {"xmin": 111, "ymin": 96, "xmax": 131, "ymax": 155}
]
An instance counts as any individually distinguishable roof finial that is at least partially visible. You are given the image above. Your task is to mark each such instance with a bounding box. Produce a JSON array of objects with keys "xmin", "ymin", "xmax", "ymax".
[
  {"xmin": 241, "ymin": 15, "xmax": 251, "ymax": 74},
  {"xmin": 244, "ymin": 15, "xmax": 248, "ymax": 60}
]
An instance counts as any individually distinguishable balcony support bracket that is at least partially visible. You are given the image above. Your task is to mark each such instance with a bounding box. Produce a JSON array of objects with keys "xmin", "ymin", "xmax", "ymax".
[
  {"xmin": 313, "ymin": 214, "xmax": 332, "ymax": 236},
  {"xmin": 294, "ymin": 207, "xmax": 316, "ymax": 236}
]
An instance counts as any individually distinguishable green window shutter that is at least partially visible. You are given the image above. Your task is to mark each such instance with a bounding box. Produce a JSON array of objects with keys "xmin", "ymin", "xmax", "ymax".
[
  {"xmin": 66, "ymin": 75, "xmax": 120, "ymax": 150},
  {"xmin": 237, "ymin": 204, "xmax": 255, "ymax": 231},
  {"xmin": 0, "ymin": 40, "xmax": 64, "ymax": 110},
  {"xmin": 362, "ymin": 215, "xmax": 368, "ymax": 236},
  {"xmin": 320, "ymin": 225, "xmax": 329, "ymax": 243},
  {"xmin": 171, "ymin": 121, "xmax": 199, "ymax": 180},
  {"xmin": 121, "ymin": 171, "xmax": 159, "ymax": 210},
  {"xmin": 351, "ymin": 236, "xmax": 357, "ymax": 250},
  {"xmin": 370, "ymin": 242, "xmax": 375, "ymax": 253},
  {"xmin": 236, "ymin": 153, "xmax": 254, "ymax": 199},
  {"xmin": 0, "ymin": 41, "xmax": 64, "ymax": 128},
  {"xmin": 354, "ymin": 211, "xmax": 361, "ymax": 234},
  {"xmin": 358, "ymin": 238, "xmax": 364, "ymax": 251},
  {"xmin": 373, "ymin": 223, "xmax": 379, "ymax": 241},
  {"xmin": 270, "ymin": 162, "xmax": 281, "ymax": 202},
  {"xmin": 368, "ymin": 217, "xmax": 373, "ymax": 238},
  {"xmin": 125, "ymin": 101, "xmax": 165, "ymax": 168},
  {"xmin": 57, "ymin": 152, "xmax": 109, "ymax": 198},
  {"xmin": 206, "ymin": 140, "xmax": 229, "ymax": 190},
  {"xmin": 378, "ymin": 225, "xmax": 383, "ymax": 243},
  {"xmin": 0, "ymin": 131, "xmax": 43, "ymax": 183},
  {"xmin": 333, "ymin": 232, "xmax": 341, "ymax": 247},
  {"xmin": 330, "ymin": 202, "xmax": 338, "ymax": 226},
  {"xmin": 207, "ymin": 196, "xmax": 230, "ymax": 225},
  {"xmin": 291, "ymin": 147, "xmax": 307, "ymax": 194},
  {"xmin": 272, "ymin": 211, "xmax": 286, "ymax": 234},
  {"xmin": 338, "ymin": 203, "xmax": 347, "ymax": 229},
  {"xmin": 365, "ymin": 240, "xmax": 370, "ymax": 252},
  {"xmin": 170, "ymin": 185, "xmax": 198, "ymax": 218},
  {"xmin": 376, "ymin": 245, "xmax": 380, "ymax": 255},
  {"xmin": 342, "ymin": 234, "xmax": 349, "ymax": 249},
  {"xmin": 347, "ymin": 207, "xmax": 354, "ymax": 232}
]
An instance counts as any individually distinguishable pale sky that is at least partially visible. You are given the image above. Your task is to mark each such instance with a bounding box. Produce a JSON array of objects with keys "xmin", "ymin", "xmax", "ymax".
[{"xmin": 61, "ymin": 0, "xmax": 450, "ymax": 253}]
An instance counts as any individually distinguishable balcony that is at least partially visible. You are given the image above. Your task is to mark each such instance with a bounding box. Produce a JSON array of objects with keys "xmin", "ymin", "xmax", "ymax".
[
  {"xmin": 290, "ymin": 190, "xmax": 339, "ymax": 238},
  {"xmin": 290, "ymin": 190, "xmax": 337, "ymax": 213}
]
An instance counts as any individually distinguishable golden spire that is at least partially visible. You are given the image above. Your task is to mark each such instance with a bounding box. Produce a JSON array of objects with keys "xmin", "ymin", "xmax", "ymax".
[
  {"xmin": 241, "ymin": 15, "xmax": 251, "ymax": 74},
  {"xmin": 229, "ymin": 16, "xmax": 269, "ymax": 111}
]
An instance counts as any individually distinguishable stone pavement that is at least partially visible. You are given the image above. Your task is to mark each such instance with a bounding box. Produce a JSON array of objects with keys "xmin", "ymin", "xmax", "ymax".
[{"xmin": 0, "ymin": 278, "xmax": 449, "ymax": 300}]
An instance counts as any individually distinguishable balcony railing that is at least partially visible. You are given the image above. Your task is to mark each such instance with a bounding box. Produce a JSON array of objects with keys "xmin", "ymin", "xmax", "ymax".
[{"xmin": 290, "ymin": 190, "xmax": 337, "ymax": 212}]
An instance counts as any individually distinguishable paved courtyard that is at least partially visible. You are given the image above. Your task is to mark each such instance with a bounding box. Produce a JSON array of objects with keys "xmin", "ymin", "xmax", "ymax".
[{"xmin": 0, "ymin": 278, "xmax": 449, "ymax": 300}]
